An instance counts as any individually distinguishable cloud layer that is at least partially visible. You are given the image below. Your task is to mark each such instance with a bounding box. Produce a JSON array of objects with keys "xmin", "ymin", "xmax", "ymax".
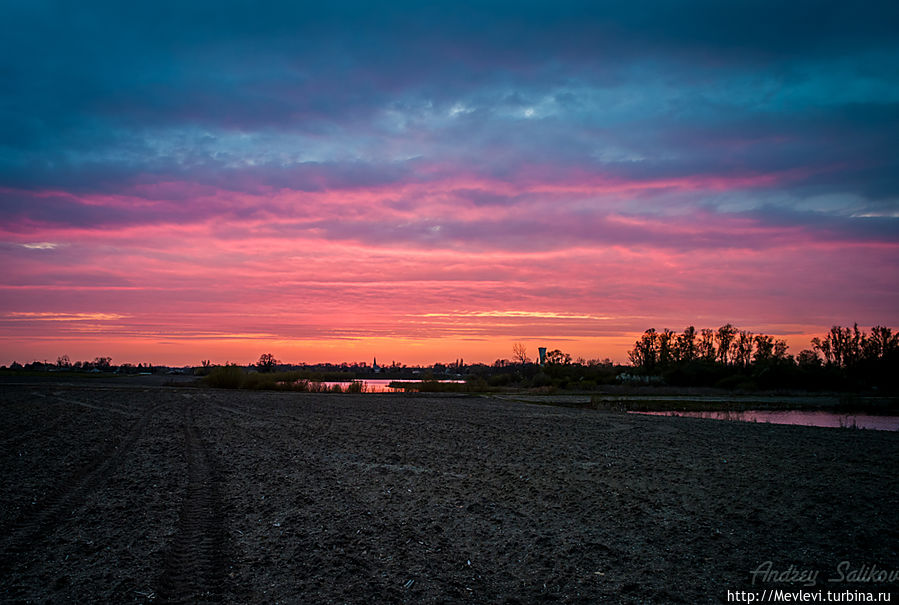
[{"xmin": 1, "ymin": 1, "xmax": 897, "ymax": 364}]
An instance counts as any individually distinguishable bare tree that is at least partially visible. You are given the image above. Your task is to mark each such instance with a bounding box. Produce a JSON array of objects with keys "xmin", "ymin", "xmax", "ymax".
[{"xmin": 512, "ymin": 342, "xmax": 530, "ymax": 364}]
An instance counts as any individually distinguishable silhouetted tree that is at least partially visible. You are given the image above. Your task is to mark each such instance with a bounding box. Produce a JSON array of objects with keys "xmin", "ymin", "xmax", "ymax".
[
  {"xmin": 753, "ymin": 335, "xmax": 774, "ymax": 363},
  {"xmin": 699, "ymin": 328, "xmax": 716, "ymax": 361},
  {"xmin": 864, "ymin": 326, "xmax": 898, "ymax": 360},
  {"xmin": 715, "ymin": 324, "xmax": 737, "ymax": 365},
  {"xmin": 732, "ymin": 331, "xmax": 753, "ymax": 367},
  {"xmin": 257, "ymin": 353, "xmax": 279, "ymax": 373},
  {"xmin": 628, "ymin": 329, "xmax": 659, "ymax": 371},
  {"xmin": 658, "ymin": 329, "xmax": 676, "ymax": 367},
  {"xmin": 797, "ymin": 349, "xmax": 821, "ymax": 367},
  {"xmin": 545, "ymin": 349, "xmax": 572, "ymax": 365},
  {"xmin": 814, "ymin": 324, "xmax": 864, "ymax": 368},
  {"xmin": 676, "ymin": 326, "xmax": 697, "ymax": 362},
  {"xmin": 773, "ymin": 339, "xmax": 789, "ymax": 360},
  {"xmin": 627, "ymin": 322, "xmax": 894, "ymax": 391},
  {"xmin": 512, "ymin": 342, "xmax": 530, "ymax": 364}
]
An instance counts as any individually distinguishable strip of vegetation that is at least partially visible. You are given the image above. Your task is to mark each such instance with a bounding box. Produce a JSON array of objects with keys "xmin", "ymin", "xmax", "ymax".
[
  {"xmin": 8, "ymin": 324, "xmax": 897, "ymax": 400},
  {"xmin": 204, "ymin": 366, "xmax": 365, "ymax": 393}
]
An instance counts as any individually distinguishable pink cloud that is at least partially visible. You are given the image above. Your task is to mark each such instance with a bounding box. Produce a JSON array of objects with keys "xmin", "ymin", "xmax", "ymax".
[
  {"xmin": 3, "ymin": 217, "xmax": 896, "ymax": 366},
  {"xmin": 2, "ymin": 163, "xmax": 897, "ymax": 366}
]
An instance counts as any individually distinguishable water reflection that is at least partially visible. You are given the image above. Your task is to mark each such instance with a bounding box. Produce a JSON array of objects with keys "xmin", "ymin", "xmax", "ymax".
[
  {"xmin": 628, "ymin": 410, "xmax": 899, "ymax": 431},
  {"xmin": 320, "ymin": 379, "xmax": 464, "ymax": 393},
  {"xmin": 318, "ymin": 379, "xmax": 399, "ymax": 393}
]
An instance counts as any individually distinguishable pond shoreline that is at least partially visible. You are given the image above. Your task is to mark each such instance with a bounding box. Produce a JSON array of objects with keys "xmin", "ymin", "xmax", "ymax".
[
  {"xmin": 588, "ymin": 394, "xmax": 899, "ymax": 415},
  {"xmin": 628, "ymin": 409, "xmax": 899, "ymax": 431}
]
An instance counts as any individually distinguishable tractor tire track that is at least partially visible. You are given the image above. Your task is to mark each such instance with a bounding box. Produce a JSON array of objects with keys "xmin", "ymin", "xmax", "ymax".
[
  {"xmin": 0, "ymin": 400, "xmax": 165, "ymax": 571},
  {"xmin": 48, "ymin": 391, "xmax": 137, "ymax": 416},
  {"xmin": 156, "ymin": 402, "xmax": 226, "ymax": 604}
]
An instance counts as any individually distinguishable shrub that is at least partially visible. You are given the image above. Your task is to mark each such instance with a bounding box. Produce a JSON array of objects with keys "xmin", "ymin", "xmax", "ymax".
[
  {"xmin": 307, "ymin": 381, "xmax": 330, "ymax": 393},
  {"xmin": 343, "ymin": 381, "xmax": 365, "ymax": 393},
  {"xmin": 530, "ymin": 372, "xmax": 552, "ymax": 387},
  {"xmin": 488, "ymin": 373, "xmax": 515, "ymax": 387},
  {"xmin": 205, "ymin": 364, "xmax": 245, "ymax": 389}
]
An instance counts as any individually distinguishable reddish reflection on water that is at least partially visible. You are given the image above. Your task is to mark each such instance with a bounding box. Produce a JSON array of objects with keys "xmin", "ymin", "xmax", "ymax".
[
  {"xmin": 321, "ymin": 379, "xmax": 465, "ymax": 393},
  {"xmin": 629, "ymin": 410, "xmax": 899, "ymax": 431},
  {"xmin": 318, "ymin": 379, "xmax": 399, "ymax": 393}
]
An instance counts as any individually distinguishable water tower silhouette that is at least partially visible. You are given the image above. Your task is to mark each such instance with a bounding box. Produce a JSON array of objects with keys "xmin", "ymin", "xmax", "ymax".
[{"xmin": 538, "ymin": 347, "xmax": 547, "ymax": 366}]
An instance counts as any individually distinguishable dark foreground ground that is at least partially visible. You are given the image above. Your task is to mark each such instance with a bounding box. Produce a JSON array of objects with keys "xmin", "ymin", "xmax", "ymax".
[{"xmin": 1, "ymin": 383, "xmax": 897, "ymax": 604}]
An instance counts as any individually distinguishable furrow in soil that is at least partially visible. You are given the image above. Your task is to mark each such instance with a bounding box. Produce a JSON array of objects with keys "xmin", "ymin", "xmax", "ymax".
[{"xmin": 156, "ymin": 403, "xmax": 226, "ymax": 604}]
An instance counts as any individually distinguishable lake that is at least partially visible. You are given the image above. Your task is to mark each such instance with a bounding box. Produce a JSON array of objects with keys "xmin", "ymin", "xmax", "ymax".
[
  {"xmin": 320, "ymin": 379, "xmax": 465, "ymax": 393},
  {"xmin": 629, "ymin": 409, "xmax": 899, "ymax": 431}
]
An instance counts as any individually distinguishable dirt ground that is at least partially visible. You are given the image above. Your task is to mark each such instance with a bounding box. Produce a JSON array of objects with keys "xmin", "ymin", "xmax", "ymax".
[{"xmin": 1, "ymin": 382, "xmax": 897, "ymax": 603}]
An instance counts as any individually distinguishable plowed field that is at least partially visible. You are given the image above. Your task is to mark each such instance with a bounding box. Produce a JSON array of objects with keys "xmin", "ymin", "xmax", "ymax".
[{"xmin": 1, "ymin": 382, "xmax": 897, "ymax": 603}]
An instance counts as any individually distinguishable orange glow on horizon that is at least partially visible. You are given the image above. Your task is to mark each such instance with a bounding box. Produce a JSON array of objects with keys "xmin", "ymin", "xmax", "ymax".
[{"xmin": 0, "ymin": 326, "xmax": 838, "ymax": 368}]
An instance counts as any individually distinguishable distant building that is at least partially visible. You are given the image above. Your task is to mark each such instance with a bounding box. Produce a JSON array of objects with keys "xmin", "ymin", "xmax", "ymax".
[
  {"xmin": 372, "ymin": 357, "xmax": 380, "ymax": 373},
  {"xmin": 538, "ymin": 347, "xmax": 547, "ymax": 366}
]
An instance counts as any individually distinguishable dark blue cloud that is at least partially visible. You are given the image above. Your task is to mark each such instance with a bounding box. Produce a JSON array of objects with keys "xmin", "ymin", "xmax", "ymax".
[
  {"xmin": 745, "ymin": 207, "xmax": 899, "ymax": 242},
  {"xmin": 1, "ymin": 0, "xmax": 897, "ymax": 226},
  {"xmin": 4, "ymin": 0, "xmax": 897, "ymax": 130}
]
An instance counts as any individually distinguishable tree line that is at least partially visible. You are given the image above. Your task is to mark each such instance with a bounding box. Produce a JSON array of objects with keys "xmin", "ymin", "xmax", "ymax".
[{"xmin": 628, "ymin": 323, "xmax": 899, "ymax": 391}]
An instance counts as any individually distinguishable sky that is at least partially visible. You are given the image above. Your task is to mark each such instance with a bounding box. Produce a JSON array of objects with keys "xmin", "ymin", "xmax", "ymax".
[{"xmin": 1, "ymin": 0, "xmax": 898, "ymax": 366}]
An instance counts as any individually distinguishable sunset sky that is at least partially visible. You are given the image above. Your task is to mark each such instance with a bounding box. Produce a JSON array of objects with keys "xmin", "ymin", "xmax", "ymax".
[{"xmin": 2, "ymin": 1, "xmax": 898, "ymax": 366}]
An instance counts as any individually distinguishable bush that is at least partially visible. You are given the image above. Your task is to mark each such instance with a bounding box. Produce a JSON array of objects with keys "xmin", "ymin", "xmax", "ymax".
[
  {"xmin": 343, "ymin": 381, "xmax": 365, "ymax": 393},
  {"xmin": 488, "ymin": 373, "xmax": 515, "ymax": 386},
  {"xmin": 202, "ymin": 368, "xmax": 368, "ymax": 393},
  {"xmin": 530, "ymin": 372, "xmax": 552, "ymax": 387},
  {"xmin": 205, "ymin": 364, "xmax": 245, "ymax": 389}
]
